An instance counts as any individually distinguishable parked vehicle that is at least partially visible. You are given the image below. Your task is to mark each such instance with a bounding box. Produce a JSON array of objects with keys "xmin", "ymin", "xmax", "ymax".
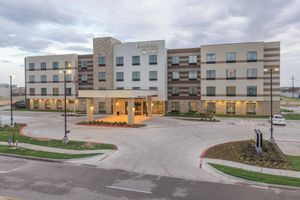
[
  {"xmin": 13, "ymin": 101, "xmax": 26, "ymax": 109},
  {"xmin": 269, "ymin": 114, "xmax": 286, "ymax": 126}
]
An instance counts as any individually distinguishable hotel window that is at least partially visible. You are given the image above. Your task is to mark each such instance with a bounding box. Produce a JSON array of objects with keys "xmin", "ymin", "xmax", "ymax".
[
  {"xmin": 65, "ymin": 61, "xmax": 71, "ymax": 68},
  {"xmin": 189, "ymin": 71, "xmax": 197, "ymax": 80},
  {"xmin": 149, "ymin": 71, "xmax": 157, "ymax": 81},
  {"xmin": 226, "ymin": 86, "xmax": 236, "ymax": 96},
  {"xmin": 132, "ymin": 71, "xmax": 140, "ymax": 81},
  {"xmin": 171, "ymin": 56, "xmax": 179, "ymax": 65},
  {"xmin": 206, "ymin": 70, "xmax": 216, "ymax": 80},
  {"xmin": 247, "ymin": 86, "xmax": 257, "ymax": 96},
  {"xmin": 246, "ymin": 103, "xmax": 256, "ymax": 114},
  {"xmin": 66, "ymin": 88, "xmax": 72, "ymax": 96},
  {"xmin": 247, "ymin": 51, "xmax": 257, "ymax": 62},
  {"xmin": 247, "ymin": 68, "xmax": 257, "ymax": 79},
  {"xmin": 29, "ymin": 75, "xmax": 35, "ymax": 83},
  {"xmin": 149, "ymin": 87, "xmax": 158, "ymax": 90},
  {"xmin": 57, "ymin": 100, "xmax": 63, "ymax": 110},
  {"xmin": 189, "ymin": 102, "xmax": 197, "ymax": 112},
  {"xmin": 226, "ymin": 52, "xmax": 236, "ymax": 62},
  {"xmin": 189, "ymin": 55, "xmax": 197, "ymax": 65},
  {"xmin": 41, "ymin": 75, "xmax": 47, "ymax": 83},
  {"xmin": 226, "ymin": 69, "xmax": 236, "ymax": 80},
  {"xmin": 207, "ymin": 102, "xmax": 216, "ymax": 114},
  {"xmin": 81, "ymin": 74, "xmax": 88, "ymax": 82},
  {"xmin": 206, "ymin": 53, "xmax": 216, "ymax": 63},
  {"xmin": 33, "ymin": 100, "xmax": 39, "ymax": 109},
  {"xmin": 116, "ymin": 72, "xmax": 124, "ymax": 81},
  {"xmin": 149, "ymin": 55, "xmax": 157, "ymax": 65},
  {"xmin": 29, "ymin": 63, "xmax": 35, "ymax": 70},
  {"xmin": 132, "ymin": 87, "xmax": 140, "ymax": 90},
  {"xmin": 40, "ymin": 62, "xmax": 47, "ymax": 70},
  {"xmin": 206, "ymin": 86, "xmax": 216, "ymax": 96},
  {"xmin": 53, "ymin": 75, "xmax": 59, "ymax": 82},
  {"xmin": 99, "ymin": 87, "xmax": 106, "ymax": 90},
  {"xmin": 45, "ymin": 100, "xmax": 51, "ymax": 110},
  {"xmin": 171, "ymin": 87, "xmax": 179, "ymax": 96},
  {"xmin": 29, "ymin": 88, "xmax": 35, "ymax": 95},
  {"xmin": 98, "ymin": 57, "xmax": 105, "ymax": 66},
  {"xmin": 116, "ymin": 56, "xmax": 124, "ymax": 66},
  {"xmin": 98, "ymin": 72, "xmax": 106, "ymax": 81},
  {"xmin": 52, "ymin": 62, "xmax": 59, "ymax": 69},
  {"xmin": 171, "ymin": 102, "xmax": 180, "ymax": 112},
  {"xmin": 53, "ymin": 88, "xmax": 59, "ymax": 96},
  {"xmin": 41, "ymin": 88, "xmax": 47, "ymax": 96},
  {"xmin": 189, "ymin": 87, "xmax": 197, "ymax": 96},
  {"xmin": 81, "ymin": 61, "xmax": 88, "ymax": 69},
  {"xmin": 172, "ymin": 71, "xmax": 179, "ymax": 80},
  {"xmin": 226, "ymin": 102, "xmax": 236, "ymax": 114},
  {"xmin": 99, "ymin": 102, "xmax": 106, "ymax": 113},
  {"xmin": 116, "ymin": 87, "xmax": 124, "ymax": 90},
  {"xmin": 132, "ymin": 56, "xmax": 140, "ymax": 65},
  {"xmin": 66, "ymin": 74, "xmax": 72, "ymax": 82}
]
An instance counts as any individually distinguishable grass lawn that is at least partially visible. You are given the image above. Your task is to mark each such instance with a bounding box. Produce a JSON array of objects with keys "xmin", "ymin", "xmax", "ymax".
[
  {"xmin": 287, "ymin": 156, "xmax": 300, "ymax": 171},
  {"xmin": 0, "ymin": 125, "xmax": 115, "ymax": 150},
  {"xmin": 210, "ymin": 163, "xmax": 300, "ymax": 188},
  {"xmin": 215, "ymin": 114, "xmax": 269, "ymax": 119},
  {"xmin": 0, "ymin": 145, "xmax": 99, "ymax": 159},
  {"xmin": 283, "ymin": 114, "xmax": 300, "ymax": 120}
]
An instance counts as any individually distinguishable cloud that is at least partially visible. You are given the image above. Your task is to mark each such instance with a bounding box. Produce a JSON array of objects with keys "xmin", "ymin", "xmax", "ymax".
[
  {"xmin": 63, "ymin": 45, "xmax": 92, "ymax": 53},
  {"xmin": 0, "ymin": 60, "xmax": 11, "ymax": 63}
]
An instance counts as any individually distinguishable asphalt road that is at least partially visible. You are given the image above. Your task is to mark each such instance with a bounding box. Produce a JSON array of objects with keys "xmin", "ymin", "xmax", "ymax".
[{"xmin": 0, "ymin": 156, "xmax": 299, "ymax": 200}]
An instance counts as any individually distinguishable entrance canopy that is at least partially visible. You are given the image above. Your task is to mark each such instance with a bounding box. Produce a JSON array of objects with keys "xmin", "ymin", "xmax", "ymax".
[{"xmin": 79, "ymin": 89, "xmax": 158, "ymax": 98}]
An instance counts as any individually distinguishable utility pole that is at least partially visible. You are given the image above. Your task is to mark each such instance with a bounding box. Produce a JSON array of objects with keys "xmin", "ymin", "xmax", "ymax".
[{"xmin": 292, "ymin": 76, "xmax": 295, "ymax": 98}]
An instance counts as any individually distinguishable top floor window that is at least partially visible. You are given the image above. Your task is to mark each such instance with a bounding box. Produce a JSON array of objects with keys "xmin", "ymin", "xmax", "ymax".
[
  {"xmin": 132, "ymin": 56, "xmax": 140, "ymax": 65},
  {"xmin": 171, "ymin": 56, "xmax": 179, "ymax": 65},
  {"xmin": 206, "ymin": 53, "xmax": 216, "ymax": 63},
  {"xmin": 52, "ymin": 62, "xmax": 59, "ymax": 69},
  {"xmin": 41, "ymin": 62, "xmax": 46, "ymax": 70},
  {"xmin": 247, "ymin": 68, "xmax": 257, "ymax": 79},
  {"xmin": 206, "ymin": 70, "xmax": 216, "ymax": 80},
  {"xmin": 149, "ymin": 55, "xmax": 157, "ymax": 65},
  {"xmin": 247, "ymin": 51, "xmax": 257, "ymax": 62},
  {"xmin": 116, "ymin": 72, "xmax": 124, "ymax": 81},
  {"xmin": 226, "ymin": 52, "xmax": 236, "ymax": 62},
  {"xmin": 189, "ymin": 55, "xmax": 197, "ymax": 64},
  {"xmin": 65, "ymin": 61, "xmax": 71, "ymax": 68},
  {"xmin": 29, "ymin": 63, "xmax": 35, "ymax": 70},
  {"xmin": 116, "ymin": 56, "xmax": 124, "ymax": 66},
  {"xmin": 81, "ymin": 61, "xmax": 88, "ymax": 69},
  {"xmin": 98, "ymin": 56, "xmax": 105, "ymax": 66}
]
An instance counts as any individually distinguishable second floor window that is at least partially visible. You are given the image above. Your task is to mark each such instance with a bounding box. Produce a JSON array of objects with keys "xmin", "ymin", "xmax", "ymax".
[
  {"xmin": 41, "ymin": 62, "xmax": 46, "ymax": 70},
  {"xmin": 132, "ymin": 71, "xmax": 140, "ymax": 81},
  {"xmin": 149, "ymin": 87, "xmax": 158, "ymax": 90},
  {"xmin": 81, "ymin": 61, "xmax": 88, "ymax": 69},
  {"xmin": 29, "ymin": 63, "xmax": 35, "ymax": 70},
  {"xmin": 98, "ymin": 72, "xmax": 106, "ymax": 81},
  {"xmin": 41, "ymin": 88, "xmax": 47, "ymax": 96},
  {"xmin": 81, "ymin": 74, "xmax": 88, "ymax": 82},
  {"xmin": 53, "ymin": 74, "xmax": 59, "ymax": 82},
  {"xmin": 116, "ymin": 72, "xmax": 124, "ymax": 81},
  {"xmin": 98, "ymin": 56, "xmax": 105, "ymax": 66},
  {"xmin": 66, "ymin": 88, "xmax": 72, "ymax": 96},
  {"xmin": 41, "ymin": 75, "xmax": 47, "ymax": 83},
  {"xmin": 189, "ymin": 55, "xmax": 197, "ymax": 64},
  {"xmin": 189, "ymin": 71, "xmax": 197, "ymax": 80},
  {"xmin": 171, "ymin": 87, "xmax": 179, "ymax": 96},
  {"xmin": 66, "ymin": 74, "xmax": 72, "ymax": 82},
  {"xmin": 206, "ymin": 70, "xmax": 216, "ymax": 80},
  {"xmin": 247, "ymin": 51, "xmax": 257, "ymax": 62},
  {"xmin": 132, "ymin": 87, "xmax": 140, "ymax": 90},
  {"xmin": 29, "ymin": 88, "xmax": 35, "ymax": 95},
  {"xmin": 226, "ymin": 69, "xmax": 236, "ymax": 80},
  {"xmin": 29, "ymin": 75, "xmax": 35, "ymax": 83},
  {"xmin": 171, "ymin": 56, "xmax": 179, "ymax": 65},
  {"xmin": 206, "ymin": 53, "xmax": 216, "ymax": 63},
  {"xmin": 116, "ymin": 56, "xmax": 124, "ymax": 66},
  {"xmin": 189, "ymin": 87, "xmax": 197, "ymax": 96},
  {"xmin": 149, "ymin": 71, "xmax": 157, "ymax": 81},
  {"xmin": 226, "ymin": 86, "xmax": 236, "ymax": 96},
  {"xmin": 65, "ymin": 61, "xmax": 71, "ymax": 68},
  {"xmin": 53, "ymin": 88, "xmax": 59, "ymax": 96},
  {"xmin": 52, "ymin": 62, "xmax": 59, "ymax": 69},
  {"xmin": 172, "ymin": 71, "xmax": 179, "ymax": 80},
  {"xmin": 206, "ymin": 86, "xmax": 216, "ymax": 96},
  {"xmin": 149, "ymin": 55, "xmax": 157, "ymax": 65},
  {"xmin": 226, "ymin": 52, "xmax": 236, "ymax": 62},
  {"xmin": 132, "ymin": 56, "xmax": 140, "ymax": 65},
  {"xmin": 247, "ymin": 68, "xmax": 257, "ymax": 79},
  {"xmin": 247, "ymin": 86, "xmax": 257, "ymax": 96}
]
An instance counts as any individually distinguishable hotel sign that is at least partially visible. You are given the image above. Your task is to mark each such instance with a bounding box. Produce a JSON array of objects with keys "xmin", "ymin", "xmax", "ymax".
[{"xmin": 136, "ymin": 42, "xmax": 159, "ymax": 55}]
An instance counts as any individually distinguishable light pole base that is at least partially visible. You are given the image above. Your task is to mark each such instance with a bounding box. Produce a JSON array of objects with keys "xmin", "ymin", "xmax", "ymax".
[
  {"xmin": 269, "ymin": 138, "xmax": 275, "ymax": 143},
  {"xmin": 62, "ymin": 136, "xmax": 69, "ymax": 144}
]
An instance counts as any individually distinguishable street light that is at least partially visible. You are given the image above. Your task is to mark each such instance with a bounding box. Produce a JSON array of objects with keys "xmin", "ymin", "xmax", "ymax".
[
  {"xmin": 264, "ymin": 68, "xmax": 279, "ymax": 142},
  {"xmin": 9, "ymin": 75, "xmax": 15, "ymax": 126},
  {"xmin": 59, "ymin": 70, "xmax": 72, "ymax": 143}
]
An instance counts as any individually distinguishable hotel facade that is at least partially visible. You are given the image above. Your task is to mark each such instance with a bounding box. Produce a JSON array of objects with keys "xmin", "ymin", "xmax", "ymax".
[{"xmin": 25, "ymin": 37, "xmax": 280, "ymax": 122}]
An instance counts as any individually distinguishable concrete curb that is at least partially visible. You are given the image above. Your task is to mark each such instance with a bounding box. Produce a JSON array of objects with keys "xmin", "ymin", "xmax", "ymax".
[{"xmin": 0, "ymin": 153, "xmax": 64, "ymax": 163}]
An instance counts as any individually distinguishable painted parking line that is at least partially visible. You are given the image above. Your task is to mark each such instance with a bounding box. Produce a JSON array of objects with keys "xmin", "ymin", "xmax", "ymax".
[{"xmin": 106, "ymin": 185, "xmax": 152, "ymax": 194}]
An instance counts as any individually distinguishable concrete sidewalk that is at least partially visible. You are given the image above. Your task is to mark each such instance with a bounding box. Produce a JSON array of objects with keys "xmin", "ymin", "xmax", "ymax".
[{"xmin": 204, "ymin": 158, "xmax": 300, "ymax": 178}]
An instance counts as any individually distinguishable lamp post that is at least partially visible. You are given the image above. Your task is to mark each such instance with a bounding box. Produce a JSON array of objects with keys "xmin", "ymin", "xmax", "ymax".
[
  {"xmin": 9, "ymin": 75, "xmax": 15, "ymax": 126},
  {"xmin": 59, "ymin": 70, "xmax": 72, "ymax": 143},
  {"xmin": 264, "ymin": 68, "xmax": 279, "ymax": 143}
]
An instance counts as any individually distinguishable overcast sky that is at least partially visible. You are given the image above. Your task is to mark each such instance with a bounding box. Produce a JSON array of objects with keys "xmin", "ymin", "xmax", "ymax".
[{"xmin": 0, "ymin": 0, "xmax": 299, "ymax": 87}]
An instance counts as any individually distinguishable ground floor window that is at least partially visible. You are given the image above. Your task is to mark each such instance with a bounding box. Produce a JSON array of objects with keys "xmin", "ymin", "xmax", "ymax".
[
  {"xmin": 189, "ymin": 102, "xmax": 197, "ymax": 112},
  {"xmin": 246, "ymin": 103, "xmax": 256, "ymax": 114},
  {"xmin": 45, "ymin": 100, "xmax": 51, "ymax": 109},
  {"xmin": 152, "ymin": 101, "xmax": 164, "ymax": 114},
  {"xmin": 207, "ymin": 102, "xmax": 216, "ymax": 114},
  {"xmin": 99, "ymin": 102, "xmax": 106, "ymax": 113},
  {"xmin": 33, "ymin": 100, "xmax": 39, "ymax": 109},
  {"xmin": 226, "ymin": 102, "xmax": 236, "ymax": 114},
  {"xmin": 57, "ymin": 100, "xmax": 63, "ymax": 110},
  {"xmin": 171, "ymin": 102, "xmax": 179, "ymax": 112}
]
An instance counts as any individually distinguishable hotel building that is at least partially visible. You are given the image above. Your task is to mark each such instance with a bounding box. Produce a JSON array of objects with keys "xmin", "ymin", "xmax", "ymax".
[{"xmin": 25, "ymin": 37, "xmax": 280, "ymax": 123}]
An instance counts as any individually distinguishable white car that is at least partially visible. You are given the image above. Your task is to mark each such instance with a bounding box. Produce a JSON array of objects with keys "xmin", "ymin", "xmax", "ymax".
[{"xmin": 269, "ymin": 114, "xmax": 286, "ymax": 126}]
